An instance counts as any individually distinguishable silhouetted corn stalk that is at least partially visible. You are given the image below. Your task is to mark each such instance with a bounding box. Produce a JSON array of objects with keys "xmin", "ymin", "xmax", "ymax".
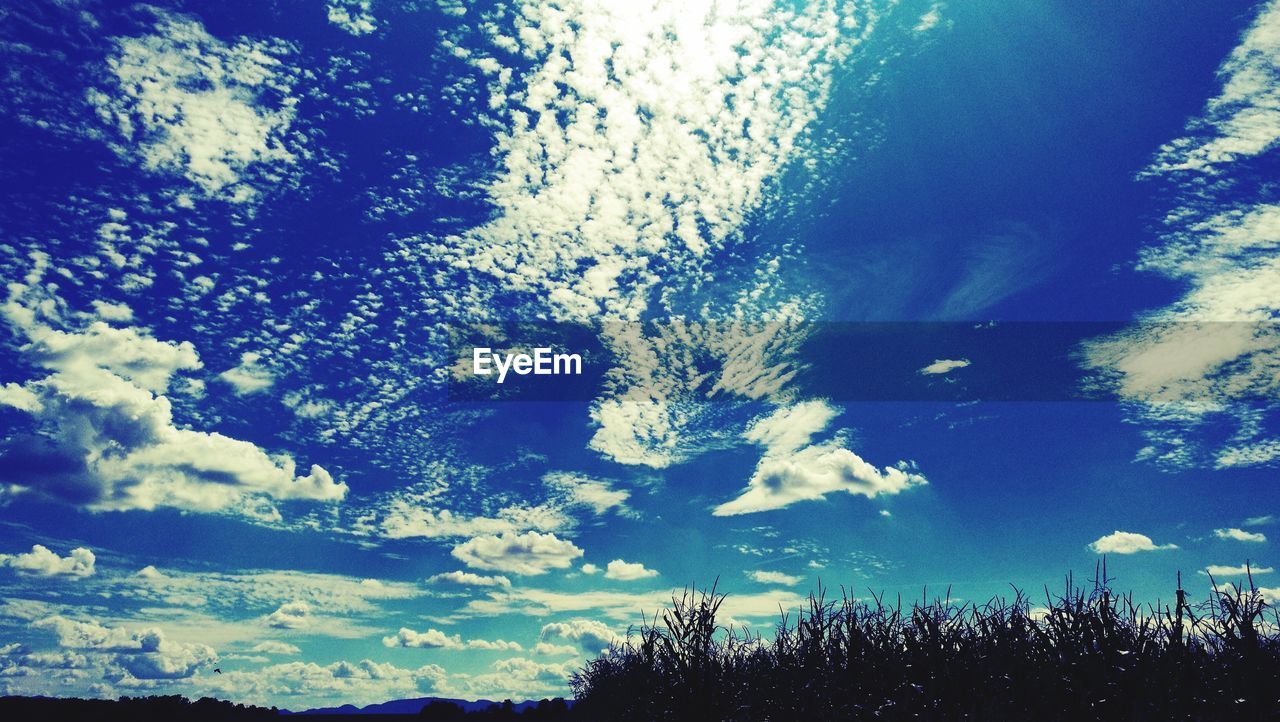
[{"xmin": 570, "ymin": 566, "xmax": 1280, "ymax": 721}]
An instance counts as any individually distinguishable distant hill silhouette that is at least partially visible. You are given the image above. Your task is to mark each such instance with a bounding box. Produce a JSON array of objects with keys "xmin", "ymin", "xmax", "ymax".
[{"xmin": 290, "ymin": 696, "xmax": 571, "ymax": 717}]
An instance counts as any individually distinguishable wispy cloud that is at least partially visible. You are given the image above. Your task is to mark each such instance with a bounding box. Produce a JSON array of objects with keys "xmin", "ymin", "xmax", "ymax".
[
  {"xmin": 747, "ymin": 570, "xmax": 803, "ymax": 586},
  {"xmin": 1215, "ymin": 527, "xmax": 1267, "ymax": 543},
  {"xmin": 1201, "ymin": 564, "xmax": 1274, "ymax": 577}
]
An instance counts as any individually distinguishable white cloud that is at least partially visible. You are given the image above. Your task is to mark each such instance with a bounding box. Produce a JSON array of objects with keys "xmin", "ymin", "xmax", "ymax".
[
  {"xmin": 1215, "ymin": 527, "xmax": 1267, "ymax": 543},
  {"xmin": 381, "ymin": 627, "xmax": 521, "ymax": 651},
  {"xmin": 602, "ymin": 559, "xmax": 658, "ymax": 581},
  {"xmin": 381, "ymin": 627, "xmax": 460, "ymax": 649},
  {"xmin": 747, "ymin": 569, "xmax": 803, "ymax": 586},
  {"xmin": 585, "ymin": 318, "xmax": 813, "ymax": 469},
  {"xmin": 918, "ymin": 358, "xmax": 970, "ymax": 375},
  {"xmin": 1245, "ymin": 515, "xmax": 1276, "ymax": 526},
  {"xmin": 716, "ymin": 400, "xmax": 926, "ymax": 515},
  {"xmin": 425, "ymin": 570, "xmax": 512, "ymax": 589},
  {"xmin": 1087, "ymin": 531, "xmax": 1178, "ymax": 554},
  {"xmin": 466, "ymin": 638, "xmax": 523, "ymax": 651},
  {"xmin": 542, "ymin": 472, "xmax": 634, "ymax": 517},
  {"xmin": 250, "ymin": 640, "xmax": 300, "ymax": 656},
  {"xmin": 204, "ymin": 658, "xmax": 445, "ymax": 709},
  {"xmin": 90, "ymin": 300, "xmax": 134, "ymax": 322},
  {"xmin": 1147, "ymin": 0, "xmax": 1280, "ymax": 174},
  {"xmin": 458, "ymin": 657, "xmax": 577, "ymax": 700},
  {"xmin": 451, "ymin": 531, "xmax": 584, "ymax": 575},
  {"xmin": 532, "ymin": 641, "xmax": 578, "ymax": 656},
  {"xmin": 914, "ymin": 4, "xmax": 945, "ymax": 34},
  {"xmin": 88, "ymin": 11, "xmax": 302, "ymax": 202},
  {"xmin": 380, "ymin": 501, "xmax": 569, "ymax": 540},
  {"xmin": 580, "ymin": 563, "xmax": 600, "ymax": 575},
  {"xmin": 218, "ymin": 351, "xmax": 275, "ymax": 395},
  {"xmin": 715, "ymin": 443, "xmax": 926, "ymax": 516},
  {"xmin": 452, "ymin": 0, "xmax": 875, "ymax": 322},
  {"xmin": 0, "ymin": 270, "xmax": 347, "ymax": 518},
  {"xmin": 0, "ymin": 545, "xmax": 95, "ymax": 578},
  {"xmin": 1202, "ymin": 563, "xmax": 1273, "ymax": 576},
  {"xmin": 1083, "ymin": 1, "xmax": 1280, "ymax": 470},
  {"xmin": 462, "ymin": 585, "xmax": 806, "ymax": 624},
  {"xmin": 32, "ymin": 615, "xmax": 217, "ymax": 680},
  {"xmin": 539, "ymin": 619, "xmax": 618, "ymax": 655},
  {"xmin": 743, "ymin": 400, "xmax": 839, "ymax": 456},
  {"xmin": 264, "ymin": 600, "xmax": 312, "ymax": 629},
  {"xmin": 124, "ymin": 566, "xmax": 421, "ymax": 622},
  {"xmin": 327, "ymin": 0, "xmax": 377, "ymax": 36}
]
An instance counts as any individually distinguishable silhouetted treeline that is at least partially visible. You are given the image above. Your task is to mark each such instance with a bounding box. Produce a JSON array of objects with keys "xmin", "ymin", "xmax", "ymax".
[
  {"xmin": 0, "ymin": 694, "xmax": 576, "ymax": 721},
  {"xmin": 419, "ymin": 697, "xmax": 571, "ymax": 719},
  {"xmin": 0, "ymin": 694, "xmax": 278, "ymax": 721},
  {"xmin": 571, "ymin": 566, "xmax": 1280, "ymax": 721}
]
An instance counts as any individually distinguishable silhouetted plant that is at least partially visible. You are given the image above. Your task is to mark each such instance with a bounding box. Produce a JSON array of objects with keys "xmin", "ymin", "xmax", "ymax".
[{"xmin": 571, "ymin": 564, "xmax": 1280, "ymax": 721}]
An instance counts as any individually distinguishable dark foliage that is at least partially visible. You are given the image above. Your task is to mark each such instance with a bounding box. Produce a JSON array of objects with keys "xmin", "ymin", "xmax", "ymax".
[
  {"xmin": 571, "ymin": 566, "xmax": 1280, "ymax": 721},
  {"xmin": 0, "ymin": 694, "xmax": 278, "ymax": 721},
  {"xmin": 422, "ymin": 697, "xmax": 572, "ymax": 719}
]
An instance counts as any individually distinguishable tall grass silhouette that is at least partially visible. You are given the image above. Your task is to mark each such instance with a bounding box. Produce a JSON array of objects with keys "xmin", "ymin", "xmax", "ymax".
[{"xmin": 571, "ymin": 564, "xmax": 1280, "ymax": 720}]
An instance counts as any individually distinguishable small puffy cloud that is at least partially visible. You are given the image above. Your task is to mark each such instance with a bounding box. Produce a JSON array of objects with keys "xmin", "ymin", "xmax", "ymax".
[
  {"xmin": 715, "ymin": 445, "xmax": 926, "ymax": 516},
  {"xmin": 382, "ymin": 628, "xmax": 521, "ymax": 651},
  {"xmin": 1202, "ymin": 564, "xmax": 1274, "ymax": 576},
  {"xmin": 382, "ymin": 627, "xmax": 461, "ymax": 649},
  {"xmin": 1215, "ymin": 527, "xmax": 1267, "ymax": 543},
  {"xmin": 451, "ymin": 531, "xmax": 583, "ymax": 575},
  {"xmin": 265, "ymin": 600, "xmax": 312, "ymax": 629},
  {"xmin": 580, "ymin": 563, "xmax": 600, "ymax": 575},
  {"xmin": 914, "ymin": 4, "xmax": 944, "ymax": 33},
  {"xmin": 718, "ymin": 401, "xmax": 926, "ymax": 516},
  {"xmin": 90, "ymin": 300, "xmax": 134, "ymax": 322},
  {"xmin": 327, "ymin": 0, "xmax": 376, "ymax": 36},
  {"xmin": 425, "ymin": 570, "xmax": 512, "ymax": 589},
  {"xmin": 918, "ymin": 358, "xmax": 970, "ymax": 375},
  {"xmin": 603, "ymin": 559, "xmax": 658, "ymax": 581},
  {"xmin": 0, "ymin": 545, "xmax": 95, "ymax": 578},
  {"xmin": 747, "ymin": 570, "xmax": 803, "ymax": 586},
  {"xmin": 250, "ymin": 640, "xmax": 300, "ymax": 656},
  {"xmin": 1088, "ymin": 531, "xmax": 1178, "ymax": 554},
  {"xmin": 539, "ymin": 619, "xmax": 617, "ymax": 654},
  {"xmin": 135, "ymin": 565, "xmax": 167, "ymax": 580},
  {"xmin": 218, "ymin": 352, "xmax": 275, "ymax": 395}
]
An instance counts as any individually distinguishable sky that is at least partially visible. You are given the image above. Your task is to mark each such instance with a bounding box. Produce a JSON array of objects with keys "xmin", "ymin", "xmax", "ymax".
[{"xmin": 0, "ymin": 0, "xmax": 1278, "ymax": 710}]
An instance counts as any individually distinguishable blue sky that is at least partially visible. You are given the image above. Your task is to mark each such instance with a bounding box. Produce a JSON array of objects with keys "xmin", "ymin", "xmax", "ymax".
[{"xmin": 1, "ymin": 0, "xmax": 1278, "ymax": 709}]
